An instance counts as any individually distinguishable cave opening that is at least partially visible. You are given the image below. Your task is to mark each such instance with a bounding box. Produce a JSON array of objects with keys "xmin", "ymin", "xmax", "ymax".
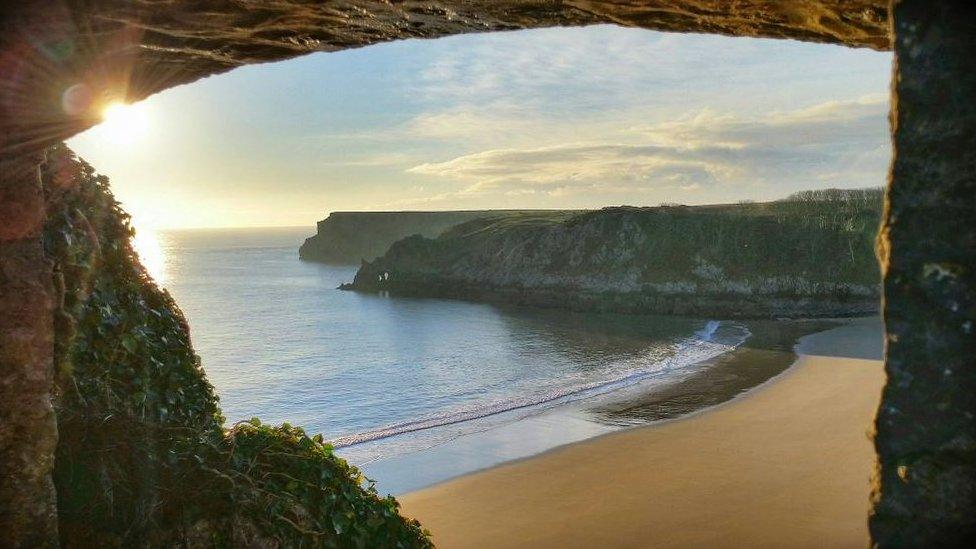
[
  {"xmin": 60, "ymin": 24, "xmax": 892, "ymax": 494},
  {"xmin": 1, "ymin": 2, "xmax": 974, "ymax": 547}
]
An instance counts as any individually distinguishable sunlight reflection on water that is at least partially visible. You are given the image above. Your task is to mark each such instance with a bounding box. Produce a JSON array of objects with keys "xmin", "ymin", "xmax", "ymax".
[{"xmin": 132, "ymin": 228, "xmax": 167, "ymax": 284}]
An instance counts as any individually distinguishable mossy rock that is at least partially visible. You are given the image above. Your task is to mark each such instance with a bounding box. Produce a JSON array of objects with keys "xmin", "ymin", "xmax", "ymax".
[{"xmin": 42, "ymin": 144, "xmax": 431, "ymax": 547}]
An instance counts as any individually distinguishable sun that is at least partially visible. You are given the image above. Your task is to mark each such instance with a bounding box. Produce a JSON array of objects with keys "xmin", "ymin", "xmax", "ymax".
[{"xmin": 99, "ymin": 101, "xmax": 150, "ymax": 144}]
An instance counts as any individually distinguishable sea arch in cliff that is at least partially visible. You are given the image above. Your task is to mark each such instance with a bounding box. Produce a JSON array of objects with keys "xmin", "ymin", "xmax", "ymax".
[{"xmin": 1, "ymin": 1, "xmax": 973, "ymax": 546}]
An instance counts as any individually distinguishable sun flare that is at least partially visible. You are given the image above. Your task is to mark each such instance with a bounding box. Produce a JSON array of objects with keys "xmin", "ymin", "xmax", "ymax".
[{"xmin": 99, "ymin": 101, "xmax": 150, "ymax": 144}]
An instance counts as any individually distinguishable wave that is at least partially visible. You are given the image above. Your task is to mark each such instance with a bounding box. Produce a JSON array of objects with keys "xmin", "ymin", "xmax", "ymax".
[
  {"xmin": 696, "ymin": 319, "xmax": 722, "ymax": 341},
  {"xmin": 330, "ymin": 320, "xmax": 751, "ymax": 450}
]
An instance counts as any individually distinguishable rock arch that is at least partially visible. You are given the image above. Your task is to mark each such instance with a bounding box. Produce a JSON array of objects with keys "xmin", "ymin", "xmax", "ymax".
[{"xmin": 1, "ymin": 1, "xmax": 973, "ymax": 546}]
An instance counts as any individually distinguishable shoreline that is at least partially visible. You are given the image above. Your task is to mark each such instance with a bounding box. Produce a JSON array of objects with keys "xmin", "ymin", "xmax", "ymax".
[
  {"xmin": 585, "ymin": 317, "xmax": 842, "ymax": 428},
  {"xmin": 352, "ymin": 318, "xmax": 830, "ymax": 495},
  {"xmin": 399, "ymin": 318, "xmax": 884, "ymax": 548},
  {"xmin": 340, "ymin": 282, "xmax": 879, "ymax": 320}
]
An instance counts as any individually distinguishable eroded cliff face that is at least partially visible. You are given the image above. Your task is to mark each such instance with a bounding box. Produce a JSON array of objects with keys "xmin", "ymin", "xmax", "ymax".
[{"xmin": 346, "ymin": 198, "xmax": 882, "ymax": 318}]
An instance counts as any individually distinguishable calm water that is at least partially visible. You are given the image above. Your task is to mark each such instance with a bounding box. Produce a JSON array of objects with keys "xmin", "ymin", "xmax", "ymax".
[{"xmin": 154, "ymin": 227, "xmax": 752, "ymax": 490}]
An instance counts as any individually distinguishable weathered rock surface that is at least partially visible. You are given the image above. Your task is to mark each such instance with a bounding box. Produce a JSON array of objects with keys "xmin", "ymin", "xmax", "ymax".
[
  {"xmin": 870, "ymin": 1, "xmax": 976, "ymax": 546},
  {"xmin": 0, "ymin": 153, "xmax": 59, "ymax": 547},
  {"xmin": 1, "ymin": 1, "xmax": 888, "ymax": 158}
]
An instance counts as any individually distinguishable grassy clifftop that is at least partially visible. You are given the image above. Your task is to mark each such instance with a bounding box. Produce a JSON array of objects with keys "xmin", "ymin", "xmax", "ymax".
[
  {"xmin": 345, "ymin": 191, "xmax": 883, "ymax": 318},
  {"xmin": 299, "ymin": 210, "xmax": 579, "ymax": 264}
]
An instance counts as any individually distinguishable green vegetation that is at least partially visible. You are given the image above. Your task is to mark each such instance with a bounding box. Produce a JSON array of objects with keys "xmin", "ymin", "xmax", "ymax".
[
  {"xmin": 439, "ymin": 210, "xmax": 582, "ymax": 239},
  {"xmin": 43, "ymin": 145, "xmax": 430, "ymax": 547},
  {"xmin": 300, "ymin": 210, "xmax": 580, "ymax": 264},
  {"xmin": 347, "ymin": 190, "xmax": 883, "ymax": 318}
]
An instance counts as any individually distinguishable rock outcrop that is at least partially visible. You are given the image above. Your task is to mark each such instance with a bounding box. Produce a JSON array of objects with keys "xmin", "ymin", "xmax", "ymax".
[
  {"xmin": 345, "ymin": 195, "xmax": 882, "ymax": 318},
  {"xmin": 300, "ymin": 211, "xmax": 565, "ymax": 264}
]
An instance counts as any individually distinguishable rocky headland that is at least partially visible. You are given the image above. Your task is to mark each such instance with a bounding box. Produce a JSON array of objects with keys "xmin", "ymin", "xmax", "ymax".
[
  {"xmin": 300, "ymin": 210, "xmax": 576, "ymax": 264},
  {"xmin": 342, "ymin": 192, "xmax": 883, "ymax": 319}
]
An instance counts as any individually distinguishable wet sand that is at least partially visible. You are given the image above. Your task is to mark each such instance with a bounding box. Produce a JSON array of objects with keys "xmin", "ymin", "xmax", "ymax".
[{"xmin": 400, "ymin": 319, "xmax": 884, "ymax": 548}]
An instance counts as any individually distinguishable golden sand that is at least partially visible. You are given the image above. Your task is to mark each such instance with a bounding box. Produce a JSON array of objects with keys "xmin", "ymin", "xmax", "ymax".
[{"xmin": 400, "ymin": 322, "xmax": 884, "ymax": 548}]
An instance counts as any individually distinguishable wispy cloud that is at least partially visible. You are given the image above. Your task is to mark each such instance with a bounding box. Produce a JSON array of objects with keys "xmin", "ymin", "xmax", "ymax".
[
  {"xmin": 405, "ymin": 95, "xmax": 890, "ymax": 201},
  {"xmin": 411, "ymin": 26, "xmax": 753, "ymax": 112},
  {"xmin": 319, "ymin": 152, "xmax": 417, "ymax": 168},
  {"xmin": 409, "ymin": 143, "xmax": 725, "ymax": 186},
  {"xmin": 635, "ymin": 93, "xmax": 888, "ymax": 148}
]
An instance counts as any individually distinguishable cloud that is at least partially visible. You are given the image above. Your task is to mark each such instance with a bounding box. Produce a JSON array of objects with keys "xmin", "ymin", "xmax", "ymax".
[
  {"xmin": 290, "ymin": 27, "xmax": 891, "ymax": 211},
  {"xmin": 402, "ymin": 105, "xmax": 541, "ymax": 141},
  {"xmin": 636, "ymin": 94, "xmax": 888, "ymax": 149},
  {"xmin": 405, "ymin": 95, "xmax": 890, "ymax": 200},
  {"xmin": 319, "ymin": 152, "xmax": 417, "ymax": 168},
  {"xmin": 408, "ymin": 143, "xmax": 725, "ymax": 186},
  {"xmin": 411, "ymin": 26, "xmax": 749, "ymax": 112}
]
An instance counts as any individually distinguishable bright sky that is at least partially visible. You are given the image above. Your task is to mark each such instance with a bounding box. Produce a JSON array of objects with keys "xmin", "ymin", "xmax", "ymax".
[{"xmin": 67, "ymin": 25, "xmax": 893, "ymax": 230}]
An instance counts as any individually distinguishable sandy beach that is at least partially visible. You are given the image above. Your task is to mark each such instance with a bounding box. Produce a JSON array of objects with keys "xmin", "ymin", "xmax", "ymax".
[{"xmin": 400, "ymin": 319, "xmax": 884, "ymax": 548}]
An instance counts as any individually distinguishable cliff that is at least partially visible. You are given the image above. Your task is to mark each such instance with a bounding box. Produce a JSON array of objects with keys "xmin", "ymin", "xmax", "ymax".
[
  {"xmin": 41, "ymin": 145, "xmax": 431, "ymax": 547},
  {"xmin": 299, "ymin": 210, "xmax": 577, "ymax": 263},
  {"xmin": 344, "ymin": 193, "xmax": 883, "ymax": 318}
]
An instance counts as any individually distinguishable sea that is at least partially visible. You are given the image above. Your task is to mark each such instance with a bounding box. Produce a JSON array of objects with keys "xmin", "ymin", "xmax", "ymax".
[{"xmin": 149, "ymin": 226, "xmax": 798, "ymax": 495}]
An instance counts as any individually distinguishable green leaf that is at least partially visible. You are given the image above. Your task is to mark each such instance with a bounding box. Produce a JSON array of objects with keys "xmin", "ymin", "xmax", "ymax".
[{"xmin": 120, "ymin": 333, "xmax": 138, "ymax": 353}]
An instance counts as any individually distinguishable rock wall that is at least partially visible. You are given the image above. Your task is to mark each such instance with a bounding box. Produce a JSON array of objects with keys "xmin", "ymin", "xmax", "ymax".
[
  {"xmin": 870, "ymin": 1, "xmax": 976, "ymax": 545},
  {"xmin": 0, "ymin": 153, "xmax": 59, "ymax": 546}
]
